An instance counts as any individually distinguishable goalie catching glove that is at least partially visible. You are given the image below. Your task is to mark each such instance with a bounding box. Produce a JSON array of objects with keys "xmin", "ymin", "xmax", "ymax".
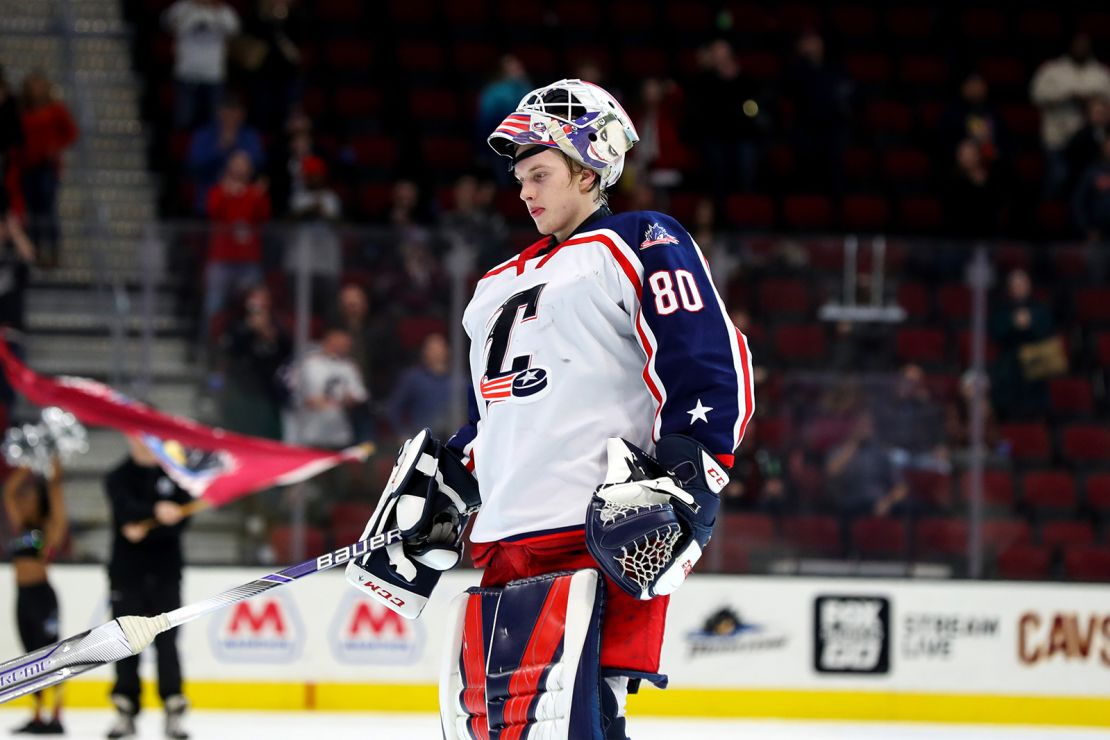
[
  {"xmin": 345, "ymin": 429, "xmax": 480, "ymax": 619},
  {"xmin": 586, "ymin": 435, "xmax": 728, "ymax": 600}
]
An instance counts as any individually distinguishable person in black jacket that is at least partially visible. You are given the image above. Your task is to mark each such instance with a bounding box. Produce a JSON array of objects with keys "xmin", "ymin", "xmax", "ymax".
[{"xmin": 103, "ymin": 436, "xmax": 193, "ymax": 740}]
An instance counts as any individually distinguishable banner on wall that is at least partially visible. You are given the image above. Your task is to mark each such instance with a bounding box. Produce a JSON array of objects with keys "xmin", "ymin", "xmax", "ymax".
[
  {"xmin": 0, "ymin": 567, "xmax": 1108, "ymax": 701},
  {"xmin": 0, "ymin": 341, "xmax": 371, "ymax": 505}
]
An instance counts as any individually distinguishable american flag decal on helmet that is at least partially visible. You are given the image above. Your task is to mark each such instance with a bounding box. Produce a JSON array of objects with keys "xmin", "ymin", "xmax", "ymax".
[
  {"xmin": 640, "ymin": 223, "xmax": 680, "ymax": 249},
  {"xmin": 494, "ymin": 113, "xmax": 533, "ymax": 138}
]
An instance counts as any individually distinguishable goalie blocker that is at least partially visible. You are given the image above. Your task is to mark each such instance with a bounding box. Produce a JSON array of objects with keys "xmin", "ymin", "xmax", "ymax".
[{"xmin": 344, "ymin": 429, "xmax": 481, "ymax": 619}]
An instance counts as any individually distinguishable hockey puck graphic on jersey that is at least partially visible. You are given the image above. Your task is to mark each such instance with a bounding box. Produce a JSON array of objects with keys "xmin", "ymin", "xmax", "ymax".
[{"xmin": 511, "ymin": 367, "xmax": 549, "ymax": 398}]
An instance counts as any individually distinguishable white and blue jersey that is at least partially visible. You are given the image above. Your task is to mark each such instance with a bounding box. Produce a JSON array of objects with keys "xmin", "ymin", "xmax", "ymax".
[{"xmin": 448, "ymin": 209, "xmax": 754, "ymax": 543}]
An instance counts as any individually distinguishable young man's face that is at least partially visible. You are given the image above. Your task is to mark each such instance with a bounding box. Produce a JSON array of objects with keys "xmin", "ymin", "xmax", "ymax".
[{"xmin": 514, "ymin": 148, "xmax": 593, "ymax": 237}]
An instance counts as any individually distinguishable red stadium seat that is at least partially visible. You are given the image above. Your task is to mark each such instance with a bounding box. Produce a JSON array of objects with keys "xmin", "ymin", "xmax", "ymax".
[
  {"xmin": 1063, "ymin": 545, "xmax": 1110, "ymax": 582},
  {"xmin": 607, "ymin": 1, "xmax": 656, "ymax": 31},
  {"xmin": 1097, "ymin": 333, "xmax": 1110, "ymax": 368},
  {"xmin": 737, "ymin": 51, "xmax": 782, "ymax": 81},
  {"xmin": 830, "ymin": 5, "xmax": 878, "ymax": 38},
  {"xmin": 1022, "ymin": 471, "xmax": 1077, "ymax": 512},
  {"xmin": 1061, "ymin": 424, "xmax": 1110, "ymax": 464},
  {"xmin": 881, "ymin": 148, "xmax": 932, "ymax": 183},
  {"xmin": 724, "ymin": 194, "xmax": 775, "ymax": 228},
  {"xmin": 419, "ymin": 136, "xmax": 474, "ymax": 170},
  {"xmin": 843, "ymin": 147, "xmax": 877, "ymax": 182},
  {"xmin": 866, "ymin": 101, "xmax": 913, "ymax": 136},
  {"xmin": 395, "ymin": 41, "xmax": 446, "ymax": 73},
  {"xmin": 724, "ymin": 513, "xmax": 777, "ymax": 549},
  {"xmin": 1076, "ymin": 288, "xmax": 1110, "ymax": 323},
  {"xmin": 915, "ymin": 518, "xmax": 968, "ymax": 559},
  {"xmin": 350, "ymin": 134, "xmax": 399, "ymax": 168},
  {"xmin": 325, "ymin": 40, "xmax": 373, "ymax": 70},
  {"xmin": 996, "ymin": 544, "xmax": 1050, "ymax": 580},
  {"xmin": 773, "ymin": 324, "xmax": 827, "ymax": 362},
  {"xmin": 844, "ymin": 53, "xmax": 893, "ymax": 85},
  {"xmin": 899, "ymin": 55, "xmax": 950, "ymax": 86},
  {"xmin": 981, "ymin": 519, "xmax": 1032, "ymax": 553},
  {"xmin": 851, "ymin": 517, "xmax": 908, "ymax": 558},
  {"xmin": 408, "ymin": 88, "xmax": 461, "ymax": 124},
  {"xmin": 1086, "ymin": 473, "xmax": 1110, "ymax": 514},
  {"xmin": 388, "ymin": 0, "xmax": 435, "ymax": 24},
  {"xmin": 397, "ymin": 316, "xmax": 448, "ymax": 351},
  {"xmin": 1015, "ymin": 153, "xmax": 1045, "ymax": 185},
  {"xmin": 333, "ymin": 87, "xmax": 384, "ymax": 119},
  {"xmin": 883, "ymin": 7, "xmax": 936, "ymax": 37},
  {"xmin": 782, "ymin": 515, "xmax": 841, "ymax": 557},
  {"xmin": 1049, "ymin": 378, "xmax": 1094, "ymax": 416},
  {"xmin": 1035, "ymin": 200, "xmax": 1069, "ymax": 234},
  {"xmin": 1041, "ymin": 521, "xmax": 1094, "ymax": 550},
  {"xmin": 664, "ymin": 0, "xmax": 713, "ymax": 31},
  {"xmin": 1017, "ymin": 10, "xmax": 1062, "ymax": 41},
  {"xmin": 842, "ymin": 195, "xmax": 890, "ymax": 231},
  {"xmin": 898, "ymin": 196, "xmax": 943, "ymax": 231},
  {"xmin": 1052, "ymin": 247, "xmax": 1088, "ymax": 278},
  {"xmin": 357, "ymin": 183, "xmax": 393, "ymax": 219},
  {"xmin": 496, "ymin": 0, "xmax": 544, "ymax": 26},
  {"xmin": 270, "ymin": 526, "xmax": 327, "ymax": 562},
  {"xmin": 961, "ymin": 9, "xmax": 1007, "ymax": 38},
  {"xmin": 999, "ymin": 423, "xmax": 1051, "ymax": 463},
  {"xmin": 783, "ymin": 195, "xmax": 834, "ymax": 230},
  {"xmin": 897, "ymin": 282, "xmax": 930, "ymax": 319},
  {"xmin": 777, "ymin": 2, "xmax": 822, "ymax": 34},
  {"xmin": 444, "ymin": 0, "xmax": 492, "ymax": 26},
  {"xmin": 936, "ymin": 283, "xmax": 972, "ymax": 322},
  {"xmin": 757, "ymin": 278, "xmax": 811, "ymax": 316},
  {"xmin": 895, "ymin": 327, "xmax": 947, "ymax": 364},
  {"xmin": 451, "ymin": 42, "xmax": 499, "ymax": 75},
  {"xmin": 979, "ymin": 57, "xmax": 1026, "ymax": 89},
  {"xmin": 961, "ymin": 469, "xmax": 1015, "ymax": 508}
]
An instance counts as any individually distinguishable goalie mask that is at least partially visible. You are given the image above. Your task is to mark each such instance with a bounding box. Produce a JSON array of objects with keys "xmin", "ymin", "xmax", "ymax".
[{"xmin": 487, "ymin": 79, "xmax": 639, "ymax": 189}]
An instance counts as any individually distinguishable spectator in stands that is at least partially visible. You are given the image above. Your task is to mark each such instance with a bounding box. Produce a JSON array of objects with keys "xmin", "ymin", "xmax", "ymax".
[
  {"xmin": 386, "ymin": 178, "xmax": 432, "ymax": 244},
  {"xmin": 476, "ymin": 55, "xmax": 531, "ymax": 182},
  {"xmin": 825, "ymin": 409, "xmax": 908, "ymax": 522},
  {"xmin": 267, "ymin": 108, "xmax": 313, "ymax": 218},
  {"xmin": 204, "ymin": 150, "xmax": 271, "ymax": 336},
  {"xmin": 386, "ymin": 332, "xmax": 456, "ymax": 440},
  {"xmin": 1064, "ymin": 95, "xmax": 1110, "ymax": 195},
  {"xmin": 1072, "ymin": 136, "xmax": 1110, "ymax": 253},
  {"xmin": 331, "ymin": 283, "xmax": 378, "ymax": 396},
  {"xmin": 627, "ymin": 77, "xmax": 687, "ymax": 191},
  {"xmin": 945, "ymin": 369, "xmax": 1001, "ymax": 464},
  {"xmin": 187, "ymin": 94, "xmax": 264, "ymax": 214},
  {"xmin": 438, "ymin": 172, "xmax": 508, "ymax": 268},
  {"xmin": 290, "ymin": 326, "xmax": 369, "ymax": 449},
  {"xmin": 234, "ymin": 0, "xmax": 303, "ymax": 136},
  {"xmin": 944, "ymin": 138, "xmax": 1008, "ymax": 238},
  {"xmin": 163, "ymin": 0, "xmax": 240, "ymax": 131},
  {"xmin": 785, "ymin": 30, "xmax": 852, "ymax": 195},
  {"xmin": 376, "ymin": 237, "xmax": 448, "ymax": 319},
  {"xmin": 722, "ymin": 436, "xmax": 787, "ymax": 514},
  {"xmin": 0, "ymin": 65, "xmax": 24, "ymax": 222},
  {"xmin": 878, "ymin": 364, "xmax": 951, "ymax": 476},
  {"xmin": 285, "ymin": 154, "xmax": 341, "ymax": 315},
  {"xmin": 216, "ymin": 284, "xmax": 291, "ymax": 439},
  {"xmin": 687, "ymin": 39, "xmax": 768, "ymax": 196},
  {"xmin": 18, "ymin": 70, "xmax": 77, "ymax": 269},
  {"xmin": 1030, "ymin": 32, "xmax": 1110, "ymax": 196},
  {"xmin": 0, "ymin": 212, "xmax": 35, "ymax": 407},
  {"xmin": 939, "ymin": 72, "xmax": 1009, "ymax": 165},
  {"xmin": 988, "ymin": 269, "xmax": 1054, "ymax": 420}
]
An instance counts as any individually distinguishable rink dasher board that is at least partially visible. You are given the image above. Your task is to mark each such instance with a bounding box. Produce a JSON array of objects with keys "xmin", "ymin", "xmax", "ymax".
[{"xmin": 1, "ymin": 565, "xmax": 1108, "ymax": 727}]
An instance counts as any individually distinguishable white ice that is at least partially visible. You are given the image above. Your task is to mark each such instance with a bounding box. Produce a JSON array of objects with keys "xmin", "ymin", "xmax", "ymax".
[{"xmin": 4, "ymin": 710, "xmax": 1110, "ymax": 740}]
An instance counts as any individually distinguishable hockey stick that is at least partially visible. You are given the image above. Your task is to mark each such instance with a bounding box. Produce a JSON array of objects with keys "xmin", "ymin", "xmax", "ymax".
[{"xmin": 0, "ymin": 527, "xmax": 403, "ymax": 704}]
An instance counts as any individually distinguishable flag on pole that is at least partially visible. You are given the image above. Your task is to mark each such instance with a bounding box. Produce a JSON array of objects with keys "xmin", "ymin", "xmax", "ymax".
[{"xmin": 0, "ymin": 341, "xmax": 372, "ymax": 506}]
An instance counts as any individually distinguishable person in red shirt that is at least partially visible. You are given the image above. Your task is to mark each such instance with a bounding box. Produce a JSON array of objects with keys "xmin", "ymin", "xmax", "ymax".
[
  {"xmin": 204, "ymin": 150, "xmax": 270, "ymax": 343},
  {"xmin": 19, "ymin": 71, "xmax": 77, "ymax": 268}
]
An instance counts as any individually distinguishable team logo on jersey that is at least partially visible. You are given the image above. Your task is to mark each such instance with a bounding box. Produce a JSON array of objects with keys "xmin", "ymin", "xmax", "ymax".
[
  {"xmin": 640, "ymin": 223, "xmax": 680, "ymax": 250},
  {"xmin": 480, "ymin": 366, "xmax": 551, "ymax": 405}
]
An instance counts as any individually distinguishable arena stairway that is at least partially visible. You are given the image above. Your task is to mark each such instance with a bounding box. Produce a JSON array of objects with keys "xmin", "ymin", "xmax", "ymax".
[{"xmin": 0, "ymin": 0, "xmax": 240, "ymax": 564}]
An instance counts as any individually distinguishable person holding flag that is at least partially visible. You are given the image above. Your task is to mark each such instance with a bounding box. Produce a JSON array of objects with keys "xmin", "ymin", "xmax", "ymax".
[{"xmin": 103, "ymin": 435, "xmax": 192, "ymax": 740}]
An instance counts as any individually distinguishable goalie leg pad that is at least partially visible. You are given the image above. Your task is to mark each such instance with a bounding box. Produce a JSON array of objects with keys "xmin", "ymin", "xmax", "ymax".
[{"xmin": 440, "ymin": 570, "xmax": 606, "ymax": 740}]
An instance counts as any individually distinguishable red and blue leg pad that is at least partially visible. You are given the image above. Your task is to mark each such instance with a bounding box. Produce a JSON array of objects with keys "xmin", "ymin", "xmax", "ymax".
[{"xmin": 440, "ymin": 570, "xmax": 606, "ymax": 740}]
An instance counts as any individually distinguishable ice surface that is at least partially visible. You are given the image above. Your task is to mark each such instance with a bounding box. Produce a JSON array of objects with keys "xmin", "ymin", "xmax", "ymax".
[{"xmin": 2, "ymin": 710, "xmax": 1109, "ymax": 739}]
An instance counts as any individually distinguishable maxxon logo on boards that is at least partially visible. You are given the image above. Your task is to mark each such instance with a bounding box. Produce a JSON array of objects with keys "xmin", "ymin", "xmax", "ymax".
[
  {"xmin": 814, "ymin": 595, "xmax": 891, "ymax": 675},
  {"xmin": 329, "ymin": 591, "xmax": 424, "ymax": 665},
  {"xmin": 209, "ymin": 593, "xmax": 304, "ymax": 663}
]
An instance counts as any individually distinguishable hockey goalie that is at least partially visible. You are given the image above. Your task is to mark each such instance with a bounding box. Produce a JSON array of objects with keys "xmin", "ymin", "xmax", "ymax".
[{"xmin": 345, "ymin": 78, "xmax": 754, "ymax": 740}]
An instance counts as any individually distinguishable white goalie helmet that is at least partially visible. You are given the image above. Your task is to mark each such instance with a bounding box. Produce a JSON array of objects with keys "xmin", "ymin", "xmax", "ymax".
[{"xmin": 487, "ymin": 79, "xmax": 639, "ymax": 189}]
